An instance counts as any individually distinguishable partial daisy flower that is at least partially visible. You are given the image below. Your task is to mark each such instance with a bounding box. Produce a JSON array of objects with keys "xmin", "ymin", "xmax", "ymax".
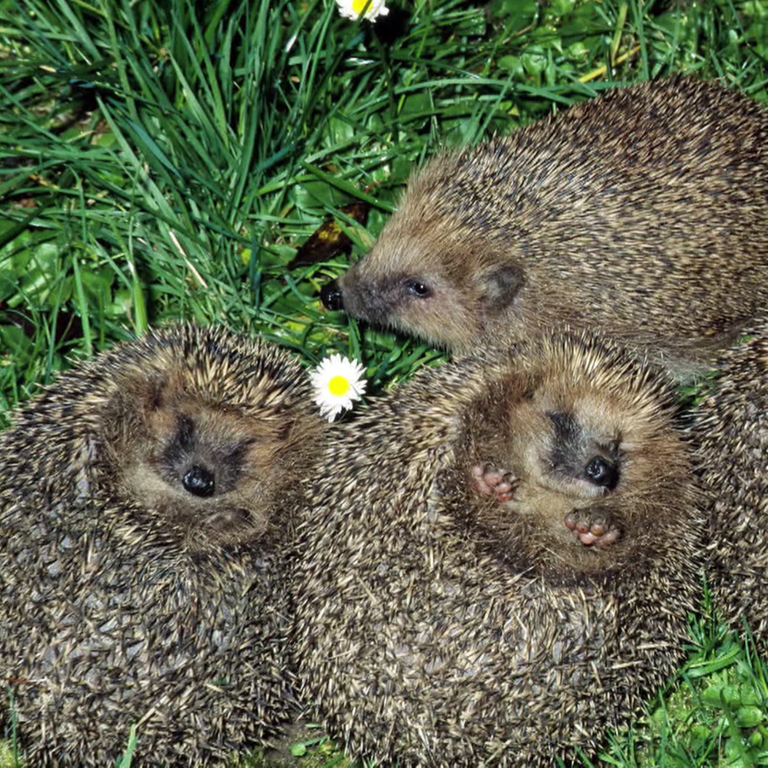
[
  {"xmin": 310, "ymin": 354, "xmax": 367, "ymax": 422},
  {"xmin": 336, "ymin": 0, "xmax": 389, "ymax": 22}
]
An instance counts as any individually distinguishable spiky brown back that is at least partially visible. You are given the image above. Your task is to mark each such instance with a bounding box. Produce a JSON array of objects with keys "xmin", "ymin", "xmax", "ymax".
[
  {"xmin": 346, "ymin": 76, "xmax": 768, "ymax": 366},
  {"xmin": 693, "ymin": 322, "xmax": 768, "ymax": 639},
  {"xmin": 0, "ymin": 324, "xmax": 325, "ymax": 765},
  {"xmin": 293, "ymin": 332, "xmax": 702, "ymax": 766}
]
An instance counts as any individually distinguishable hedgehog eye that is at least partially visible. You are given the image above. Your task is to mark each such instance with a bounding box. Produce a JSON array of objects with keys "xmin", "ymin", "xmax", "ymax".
[
  {"xmin": 584, "ymin": 456, "xmax": 618, "ymax": 489},
  {"xmin": 404, "ymin": 279, "xmax": 431, "ymax": 298},
  {"xmin": 182, "ymin": 465, "xmax": 216, "ymax": 497}
]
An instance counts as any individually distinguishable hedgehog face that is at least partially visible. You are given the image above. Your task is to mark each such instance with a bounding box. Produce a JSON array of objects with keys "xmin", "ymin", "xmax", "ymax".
[
  {"xmin": 151, "ymin": 408, "xmax": 275, "ymax": 540},
  {"xmin": 508, "ymin": 387, "xmax": 645, "ymax": 516},
  {"xmin": 485, "ymin": 396, "xmax": 626, "ymax": 535},
  {"xmin": 331, "ymin": 209, "xmax": 526, "ymax": 353},
  {"xmin": 102, "ymin": 371, "xmax": 302, "ymax": 550}
]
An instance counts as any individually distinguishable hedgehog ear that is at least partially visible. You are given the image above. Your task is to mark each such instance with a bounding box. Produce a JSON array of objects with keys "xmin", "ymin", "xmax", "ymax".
[{"xmin": 477, "ymin": 264, "xmax": 525, "ymax": 313}]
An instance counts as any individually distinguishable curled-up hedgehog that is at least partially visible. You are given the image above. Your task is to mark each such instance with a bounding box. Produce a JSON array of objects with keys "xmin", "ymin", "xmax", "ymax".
[
  {"xmin": 693, "ymin": 321, "xmax": 768, "ymax": 640},
  {"xmin": 293, "ymin": 332, "xmax": 703, "ymax": 766},
  {"xmin": 321, "ymin": 77, "xmax": 768, "ymax": 378},
  {"xmin": 0, "ymin": 324, "xmax": 325, "ymax": 766}
]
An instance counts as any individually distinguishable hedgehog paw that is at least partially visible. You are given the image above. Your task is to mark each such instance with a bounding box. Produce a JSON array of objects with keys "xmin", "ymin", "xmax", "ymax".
[
  {"xmin": 564, "ymin": 509, "xmax": 620, "ymax": 548},
  {"xmin": 471, "ymin": 464, "xmax": 519, "ymax": 502}
]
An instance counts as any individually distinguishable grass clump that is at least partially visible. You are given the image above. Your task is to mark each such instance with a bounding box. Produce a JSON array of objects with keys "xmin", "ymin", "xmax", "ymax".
[
  {"xmin": 2, "ymin": 0, "xmax": 768, "ymax": 765},
  {"xmin": 597, "ymin": 590, "xmax": 768, "ymax": 768}
]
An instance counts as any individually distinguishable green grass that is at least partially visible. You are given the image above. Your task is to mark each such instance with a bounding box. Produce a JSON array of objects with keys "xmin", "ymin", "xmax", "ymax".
[
  {"xmin": 595, "ymin": 592, "xmax": 768, "ymax": 768},
  {"xmin": 2, "ymin": 0, "xmax": 768, "ymax": 764}
]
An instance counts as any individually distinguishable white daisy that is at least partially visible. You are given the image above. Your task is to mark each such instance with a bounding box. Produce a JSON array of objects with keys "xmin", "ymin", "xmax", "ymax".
[
  {"xmin": 336, "ymin": 0, "xmax": 389, "ymax": 22},
  {"xmin": 310, "ymin": 353, "xmax": 367, "ymax": 422}
]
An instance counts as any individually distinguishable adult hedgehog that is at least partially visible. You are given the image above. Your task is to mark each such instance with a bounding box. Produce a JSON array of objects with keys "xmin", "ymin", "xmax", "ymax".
[
  {"xmin": 0, "ymin": 324, "xmax": 325, "ymax": 766},
  {"xmin": 693, "ymin": 321, "xmax": 768, "ymax": 640},
  {"xmin": 321, "ymin": 77, "xmax": 768, "ymax": 378},
  {"xmin": 293, "ymin": 332, "xmax": 703, "ymax": 766}
]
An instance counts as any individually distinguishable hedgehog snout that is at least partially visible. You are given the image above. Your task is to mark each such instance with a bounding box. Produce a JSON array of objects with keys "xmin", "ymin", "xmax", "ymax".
[
  {"xmin": 320, "ymin": 281, "xmax": 344, "ymax": 311},
  {"xmin": 182, "ymin": 464, "xmax": 216, "ymax": 497},
  {"xmin": 341, "ymin": 278, "xmax": 402, "ymax": 326},
  {"xmin": 584, "ymin": 456, "xmax": 619, "ymax": 490}
]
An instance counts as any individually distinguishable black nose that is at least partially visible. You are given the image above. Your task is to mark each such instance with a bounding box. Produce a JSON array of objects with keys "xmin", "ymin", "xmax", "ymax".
[
  {"xmin": 320, "ymin": 281, "xmax": 344, "ymax": 311},
  {"xmin": 183, "ymin": 465, "xmax": 216, "ymax": 497},
  {"xmin": 584, "ymin": 456, "xmax": 618, "ymax": 489}
]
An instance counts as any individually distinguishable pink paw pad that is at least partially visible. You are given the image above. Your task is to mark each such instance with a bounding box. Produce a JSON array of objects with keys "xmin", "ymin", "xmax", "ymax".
[
  {"xmin": 471, "ymin": 465, "xmax": 518, "ymax": 502},
  {"xmin": 564, "ymin": 510, "xmax": 620, "ymax": 548}
]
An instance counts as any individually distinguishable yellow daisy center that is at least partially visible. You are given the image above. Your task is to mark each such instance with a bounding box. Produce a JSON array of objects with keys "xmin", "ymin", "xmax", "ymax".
[
  {"xmin": 328, "ymin": 375, "xmax": 351, "ymax": 396},
  {"xmin": 351, "ymin": 0, "xmax": 371, "ymax": 14}
]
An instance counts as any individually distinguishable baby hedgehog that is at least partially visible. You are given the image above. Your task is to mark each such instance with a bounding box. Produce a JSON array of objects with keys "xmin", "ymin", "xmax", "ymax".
[
  {"xmin": 693, "ymin": 321, "xmax": 768, "ymax": 640},
  {"xmin": 293, "ymin": 332, "xmax": 703, "ymax": 766},
  {"xmin": 322, "ymin": 77, "xmax": 768, "ymax": 378},
  {"xmin": 0, "ymin": 324, "xmax": 325, "ymax": 766}
]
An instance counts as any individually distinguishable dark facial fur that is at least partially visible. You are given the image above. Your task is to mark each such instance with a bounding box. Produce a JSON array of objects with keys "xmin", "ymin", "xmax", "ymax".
[
  {"xmin": 293, "ymin": 332, "xmax": 703, "ymax": 767},
  {"xmin": 0, "ymin": 324, "xmax": 325, "ymax": 766},
  {"xmin": 546, "ymin": 411, "xmax": 620, "ymax": 493},
  {"xmin": 332, "ymin": 77, "xmax": 768, "ymax": 375}
]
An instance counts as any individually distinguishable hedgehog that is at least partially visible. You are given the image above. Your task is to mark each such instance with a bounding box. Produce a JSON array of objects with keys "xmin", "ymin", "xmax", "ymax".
[
  {"xmin": 692, "ymin": 321, "xmax": 768, "ymax": 641},
  {"xmin": 0, "ymin": 324, "xmax": 326, "ymax": 766},
  {"xmin": 292, "ymin": 332, "xmax": 703, "ymax": 766},
  {"xmin": 321, "ymin": 76, "xmax": 768, "ymax": 379},
  {"xmin": 462, "ymin": 347, "xmax": 682, "ymax": 573}
]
